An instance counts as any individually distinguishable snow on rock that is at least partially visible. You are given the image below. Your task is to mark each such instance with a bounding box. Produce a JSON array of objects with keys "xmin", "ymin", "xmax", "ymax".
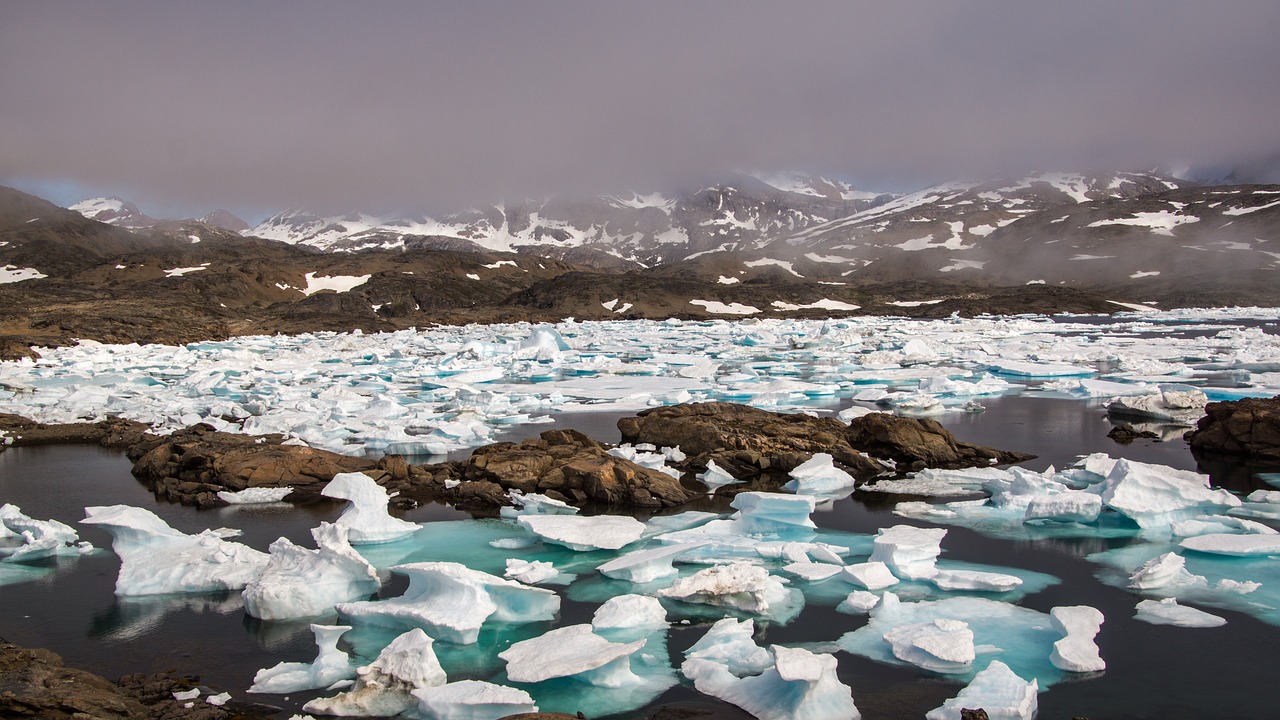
[
  {"xmin": 302, "ymin": 272, "xmax": 371, "ymax": 296},
  {"xmin": 304, "ymin": 628, "xmax": 445, "ymax": 717},
  {"xmin": 592, "ymin": 594, "xmax": 668, "ymax": 633},
  {"xmin": 1048, "ymin": 606, "xmax": 1105, "ymax": 673},
  {"xmin": 883, "ymin": 618, "xmax": 976, "ymax": 673},
  {"xmin": 503, "ymin": 558, "xmax": 559, "ymax": 584},
  {"xmin": 870, "ymin": 525, "xmax": 947, "ymax": 580},
  {"xmin": 216, "ymin": 487, "xmax": 293, "ymax": 504},
  {"xmin": 321, "ymin": 472, "xmax": 419, "ymax": 544},
  {"xmin": 1106, "ymin": 390, "xmax": 1208, "ymax": 425},
  {"xmin": 80, "ymin": 505, "xmax": 268, "ymax": 595},
  {"xmin": 1127, "ymin": 552, "xmax": 1206, "ymax": 590},
  {"xmin": 925, "ymin": 660, "xmax": 1038, "ymax": 720},
  {"xmin": 681, "ymin": 645, "xmax": 860, "ymax": 720},
  {"xmin": 249, "ymin": 624, "xmax": 355, "ymax": 694},
  {"xmin": 596, "ymin": 541, "xmax": 708, "ymax": 583},
  {"xmin": 783, "ymin": 453, "xmax": 855, "ymax": 496},
  {"xmin": 682, "ymin": 618, "xmax": 773, "ymax": 677},
  {"xmin": 499, "ymin": 624, "xmax": 646, "ymax": 687},
  {"xmin": 335, "ymin": 561, "xmax": 559, "ymax": 645},
  {"xmin": 1134, "ymin": 598, "xmax": 1227, "ymax": 628},
  {"xmin": 1100, "ymin": 459, "xmax": 1240, "ymax": 528},
  {"xmin": 1179, "ymin": 533, "xmax": 1280, "ymax": 556},
  {"xmin": 657, "ymin": 562, "xmax": 791, "ymax": 615},
  {"xmin": 517, "ymin": 514, "xmax": 645, "ymax": 551},
  {"xmin": 409, "ymin": 680, "xmax": 537, "ymax": 719},
  {"xmin": 242, "ymin": 522, "xmax": 381, "ymax": 620}
]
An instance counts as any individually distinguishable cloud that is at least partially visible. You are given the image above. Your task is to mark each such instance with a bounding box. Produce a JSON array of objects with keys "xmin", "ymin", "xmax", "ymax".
[{"xmin": 3, "ymin": 1, "xmax": 1279, "ymax": 217}]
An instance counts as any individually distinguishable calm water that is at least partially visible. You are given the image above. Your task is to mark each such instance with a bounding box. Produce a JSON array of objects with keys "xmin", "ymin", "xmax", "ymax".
[{"xmin": 0, "ymin": 396, "xmax": 1277, "ymax": 719}]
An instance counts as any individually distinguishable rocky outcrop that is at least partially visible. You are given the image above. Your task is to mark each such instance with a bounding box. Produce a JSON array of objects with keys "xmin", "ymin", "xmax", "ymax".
[
  {"xmin": 617, "ymin": 402, "xmax": 1032, "ymax": 481},
  {"xmin": 1186, "ymin": 396, "xmax": 1280, "ymax": 460},
  {"xmin": 0, "ymin": 413, "xmax": 151, "ymax": 449}
]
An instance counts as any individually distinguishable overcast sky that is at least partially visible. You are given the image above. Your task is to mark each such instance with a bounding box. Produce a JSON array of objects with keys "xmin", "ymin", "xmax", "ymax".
[{"xmin": 3, "ymin": 1, "xmax": 1279, "ymax": 221}]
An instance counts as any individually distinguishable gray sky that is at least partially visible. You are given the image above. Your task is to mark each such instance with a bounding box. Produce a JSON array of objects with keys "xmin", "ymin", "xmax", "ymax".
[{"xmin": 3, "ymin": 1, "xmax": 1279, "ymax": 221}]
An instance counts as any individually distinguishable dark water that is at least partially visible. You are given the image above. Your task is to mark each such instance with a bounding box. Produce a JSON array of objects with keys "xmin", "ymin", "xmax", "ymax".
[{"xmin": 0, "ymin": 396, "xmax": 1277, "ymax": 719}]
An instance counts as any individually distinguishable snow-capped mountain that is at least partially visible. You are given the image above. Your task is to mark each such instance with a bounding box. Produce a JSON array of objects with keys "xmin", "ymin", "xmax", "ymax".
[{"xmin": 68, "ymin": 197, "xmax": 158, "ymax": 228}]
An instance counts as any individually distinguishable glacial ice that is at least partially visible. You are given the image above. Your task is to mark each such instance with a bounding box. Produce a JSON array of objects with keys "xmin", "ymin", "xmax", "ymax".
[
  {"xmin": 249, "ymin": 624, "xmax": 356, "ymax": 694},
  {"xmin": 1100, "ymin": 458, "xmax": 1240, "ymax": 528},
  {"xmin": 304, "ymin": 628, "xmax": 445, "ymax": 716},
  {"xmin": 657, "ymin": 562, "xmax": 792, "ymax": 615},
  {"xmin": 503, "ymin": 558, "xmax": 559, "ymax": 584},
  {"xmin": 596, "ymin": 541, "xmax": 708, "ymax": 583},
  {"xmin": 1048, "ymin": 605, "xmax": 1105, "ymax": 672},
  {"xmin": 883, "ymin": 618, "xmax": 976, "ymax": 672},
  {"xmin": 729, "ymin": 491, "xmax": 818, "ymax": 533},
  {"xmin": 682, "ymin": 645, "xmax": 860, "ymax": 720},
  {"xmin": 335, "ymin": 561, "xmax": 560, "ymax": 644},
  {"xmin": 1134, "ymin": 598, "xmax": 1227, "ymax": 627},
  {"xmin": 0, "ymin": 504, "xmax": 88, "ymax": 563},
  {"xmin": 81, "ymin": 505, "xmax": 268, "ymax": 595},
  {"xmin": 499, "ymin": 624, "xmax": 645, "ymax": 687},
  {"xmin": 592, "ymin": 594, "xmax": 668, "ymax": 633},
  {"xmin": 783, "ymin": 453, "xmax": 855, "ymax": 496},
  {"xmin": 242, "ymin": 522, "xmax": 381, "ymax": 620},
  {"xmin": 409, "ymin": 680, "xmax": 537, "ymax": 720},
  {"xmin": 517, "ymin": 514, "xmax": 645, "ymax": 551},
  {"xmin": 925, "ymin": 660, "xmax": 1038, "ymax": 720},
  {"xmin": 870, "ymin": 525, "xmax": 947, "ymax": 580},
  {"xmin": 682, "ymin": 618, "xmax": 772, "ymax": 676},
  {"xmin": 321, "ymin": 472, "xmax": 419, "ymax": 544},
  {"xmin": 1106, "ymin": 389, "xmax": 1208, "ymax": 425}
]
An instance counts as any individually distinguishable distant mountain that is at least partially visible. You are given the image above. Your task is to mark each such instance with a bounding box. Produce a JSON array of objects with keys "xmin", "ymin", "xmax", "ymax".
[
  {"xmin": 199, "ymin": 209, "xmax": 250, "ymax": 233},
  {"xmin": 67, "ymin": 197, "xmax": 158, "ymax": 228}
]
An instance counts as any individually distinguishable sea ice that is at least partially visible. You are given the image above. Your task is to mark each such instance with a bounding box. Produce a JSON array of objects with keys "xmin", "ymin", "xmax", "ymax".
[
  {"xmin": 870, "ymin": 525, "xmax": 947, "ymax": 580},
  {"xmin": 1127, "ymin": 552, "xmax": 1206, "ymax": 590},
  {"xmin": 782, "ymin": 561, "xmax": 845, "ymax": 581},
  {"xmin": 1048, "ymin": 605, "xmax": 1105, "ymax": 672},
  {"xmin": 783, "ymin": 453, "xmax": 855, "ymax": 496},
  {"xmin": 657, "ymin": 562, "xmax": 791, "ymax": 615},
  {"xmin": 837, "ymin": 590, "xmax": 881, "ymax": 614},
  {"xmin": 1106, "ymin": 389, "xmax": 1207, "ymax": 425},
  {"xmin": 841, "ymin": 561, "xmax": 900, "ymax": 591},
  {"xmin": 1179, "ymin": 533, "xmax": 1280, "ymax": 556},
  {"xmin": 730, "ymin": 492, "xmax": 818, "ymax": 533},
  {"xmin": 859, "ymin": 466, "xmax": 1009, "ymax": 497},
  {"xmin": 681, "ymin": 645, "xmax": 860, "ymax": 720},
  {"xmin": 321, "ymin": 472, "xmax": 419, "ymax": 544},
  {"xmin": 1100, "ymin": 459, "xmax": 1240, "ymax": 528},
  {"xmin": 303, "ymin": 628, "xmax": 445, "ymax": 717},
  {"xmin": 242, "ymin": 522, "xmax": 381, "ymax": 620},
  {"xmin": 697, "ymin": 459, "xmax": 742, "ymax": 493},
  {"xmin": 1134, "ymin": 598, "xmax": 1227, "ymax": 627},
  {"xmin": 592, "ymin": 594, "xmax": 668, "ymax": 633},
  {"xmin": 517, "ymin": 514, "xmax": 645, "ymax": 551},
  {"xmin": 249, "ymin": 624, "xmax": 356, "ymax": 694},
  {"xmin": 682, "ymin": 618, "xmax": 772, "ymax": 676},
  {"xmin": 1023, "ymin": 491, "xmax": 1102, "ymax": 523},
  {"xmin": 596, "ymin": 541, "xmax": 708, "ymax": 583},
  {"xmin": 503, "ymin": 558, "xmax": 559, "ymax": 584},
  {"xmin": 499, "ymin": 624, "xmax": 646, "ymax": 687},
  {"xmin": 81, "ymin": 505, "xmax": 268, "ymax": 595},
  {"xmin": 497, "ymin": 489, "xmax": 578, "ymax": 517},
  {"xmin": 883, "ymin": 618, "xmax": 976, "ymax": 672},
  {"xmin": 335, "ymin": 561, "xmax": 559, "ymax": 644},
  {"xmin": 409, "ymin": 680, "xmax": 536, "ymax": 719},
  {"xmin": 0, "ymin": 504, "xmax": 87, "ymax": 563},
  {"xmin": 925, "ymin": 660, "xmax": 1037, "ymax": 720},
  {"xmin": 927, "ymin": 569, "xmax": 1023, "ymax": 593},
  {"xmin": 216, "ymin": 487, "xmax": 293, "ymax": 504}
]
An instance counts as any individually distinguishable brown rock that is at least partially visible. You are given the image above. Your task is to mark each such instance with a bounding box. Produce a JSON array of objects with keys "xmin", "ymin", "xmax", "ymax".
[
  {"xmin": 845, "ymin": 412, "xmax": 1035, "ymax": 471},
  {"xmin": 1187, "ymin": 395, "xmax": 1280, "ymax": 460}
]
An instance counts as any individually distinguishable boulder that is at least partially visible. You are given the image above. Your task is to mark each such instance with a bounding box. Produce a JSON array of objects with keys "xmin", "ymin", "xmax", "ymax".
[
  {"xmin": 0, "ymin": 413, "xmax": 151, "ymax": 449},
  {"xmin": 844, "ymin": 412, "xmax": 1034, "ymax": 471},
  {"xmin": 1186, "ymin": 396, "xmax": 1280, "ymax": 460}
]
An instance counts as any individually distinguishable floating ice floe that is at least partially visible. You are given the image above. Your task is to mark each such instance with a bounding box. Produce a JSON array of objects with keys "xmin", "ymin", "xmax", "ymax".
[
  {"xmin": 499, "ymin": 624, "xmax": 646, "ymax": 687},
  {"xmin": 841, "ymin": 561, "xmax": 900, "ymax": 591},
  {"xmin": 81, "ymin": 505, "xmax": 268, "ymax": 595},
  {"xmin": 0, "ymin": 504, "xmax": 90, "ymax": 563},
  {"xmin": 336, "ymin": 561, "xmax": 559, "ymax": 644},
  {"xmin": 321, "ymin": 472, "xmax": 419, "ymax": 544},
  {"xmin": 1128, "ymin": 552, "xmax": 1206, "ymax": 590},
  {"xmin": 783, "ymin": 453, "xmax": 855, "ymax": 496},
  {"xmin": 681, "ymin": 618, "xmax": 773, "ymax": 676},
  {"xmin": 870, "ymin": 525, "xmax": 947, "ymax": 580},
  {"xmin": 409, "ymin": 680, "xmax": 537, "ymax": 720},
  {"xmin": 837, "ymin": 590, "xmax": 881, "ymax": 614},
  {"xmin": 592, "ymin": 594, "xmax": 668, "ymax": 633},
  {"xmin": 1100, "ymin": 459, "xmax": 1240, "ymax": 528},
  {"xmin": 249, "ymin": 624, "xmax": 356, "ymax": 694},
  {"xmin": 242, "ymin": 522, "xmax": 380, "ymax": 620},
  {"xmin": 1134, "ymin": 598, "xmax": 1227, "ymax": 628},
  {"xmin": 682, "ymin": 645, "xmax": 860, "ymax": 720},
  {"xmin": 1106, "ymin": 389, "xmax": 1208, "ymax": 425},
  {"xmin": 883, "ymin": 618, "xmax": 976, "ymax": 672},
  {"xmin": 498, "ymin": 489, "xmax": 578, "ymax": 517},
  {"xmin": 1179, "ymin": 533, "xmax": 1280, "ymax": 556},
  {"xmin": 304, "ymin": 628, "xmax": 446, "ymax": 717},
  {"xmin": 1048, "ymin": 606, "xmax": 1105, "ymax": 672},
  {"xmin": 925, "ymin": 660, "xmax": 1037, "ymax": 720},
  {"xmin": 859, "ymin": 466, "xmax": 1009, "ymax": 497},
  {"xmin": 697, "ymin": 459, "xmax": 742, "ymax": 493},
  {"xmin": 517, "ymin": 514, "xmax": 645, "ymax": 551},
  {"xmin": 657, "ymin": 562, "xmax": 792, "ymax": 616},
  {"xmin": 504, "ymin": 558, "xmax": 559, "ymax": 584},
  {"xmin": 596, "ymin": 541, "xmax": 708, "ymax": 584},
  {"xmin": 216, "ymin": 487, "xmax": 293, "ymax": 504}
]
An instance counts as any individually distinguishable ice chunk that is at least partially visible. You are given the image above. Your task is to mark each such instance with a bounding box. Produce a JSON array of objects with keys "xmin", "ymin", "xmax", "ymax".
[
  {"xmin": 870, "ymin": 525, "xmax": 947, "ymax": 580},
  {"xmin": 592, "ymin": 594, "xmax": 668, "ymax": 633},
  {"xmin": 498, "ymin": 489, "xmax": 578, "ymax": 517},
  {"xmin": 596, "ymin": 541, "xmax": 707, "ymax": 583},
  {"xmin": 837, "ymin": 591, "xmax": 881, "ymax": 614},
  {"xmin": 731, "ymin": 491, "xmax": 818, "ymax": 533},
  {"xmin": 883, "ymin": 618, "xmax": 976, "ymax": 673},
  {"xmin": 657, "ymin": 562, "xmax": 791, "ymax": 615},
  {"xmin": 249, "ymin": 624, "xmax": 355, "ymax": 694},
  {"xmin": 409, "ymin": 680, "xmax": 536, "ymax": 719},
  {"xmin": 0, "ymin": 504, "xmax": 85, "ymax": 563},
  {"xmin": 783, "ymin": 453, "xmax": 855, "ymax": 496},
  {"xmin": 1100, "ymin": 459, "xmax": 1240, "ymax": 528},
  {"xmin": 841, "ymin": 561, "xmax": 900, "ymax": 591},
  {"xmin": 925, "ymin": 660, "xmax": 1037, "ymax": 720},
  {"xmin": 336, "ymin": 561, "xmax": 559, "ymax": 645},
  {"xmin": 1106, "ymin": 389, "xmax": 1207, "ymax": 425},
  {"xmin": 1023, "ymin": 491, "xmax": 1102, "ymax": 523},
  {"xmin": 698, "ymin": 459, "xmax": 742, "ymax": 493},
  {"xmin": 682, "ymin": 618, "xmax": 772, "ymax": 676},
  {"xmin": 1134, "ymin": 598, "xmax": 1227, "ymax": 627},
  {"xmin": 682, "ymin": 645, "xmax": 860, "ymax": 720},
  {"xmin": 860, "ymin": 467, "xmax": 1009, "ymax": 497},
  {"xmin": 243, "ymin": 522, "xmax": 381, "ymax": 620},
  {"xmin": 782, "ymin": 562, "xmax": 845, "ymax": 581},
  {"xmin": 928, "ymin": 569, "xmax": 1023, "ymax": 593},
  {"xmin": 1048, "ymin": 606, "xmax": 1105, "ymax": 672},
  {"xmin": 304, "ymin": 628, "xmax": 445, "ymax": 717},
  {"xmin": 1179, "ymin": 533, "xmax": 1280, "ymax": 556},
  {"xmin": 517, "ymin": 514, "xmax": 645, "ymax": 551},
  {"xmin": 81, "ymin": 505, "xmax": 268, "ymax": 595},
  {"xmin": 503, "ymin": 558, "xmax": 559, "ymax": 584},
  {"xmin": 321, "ymin": 472, "xmax": 419, "ymax": 544},
  {"xmin": 499, "ymin": 624, "xmax": 645, "ymax": 687},
  {"xmin": 1127, "ymin": 552, "xmax": 1206, "ymax": 590},
  {"xmin": 216, "ymin": 487, "xmax": 293, "ymax": 504}
]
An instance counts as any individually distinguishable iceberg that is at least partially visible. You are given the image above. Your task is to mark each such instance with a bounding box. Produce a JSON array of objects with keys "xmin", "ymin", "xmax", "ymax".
[
  {"xmin": 321, "ymin": 472, "xmax": 419, "ymax": 544},
  {"xmin": 657, "ymin": 562, "xmax": 792, "ymax": 615},
  {"xmin": 927, "ymin": 569, "xmax": 1023, "ymax": 593},
  {"xmin": 596, "ymin": 541, "xmax": 708, "ymax": 584},
  {"xmin": 925, "ymin": 660, "xmax": 1038, "ymax": 720},
  {"xmin": 242, "ymin": 522, "xmax": 381, "ymax": 620},
  {"xmin": 592, "ymin": 594, "xmax": 668, "ymax": 633},
  {"xmin": 1179, "ymin": 533, "xmax": 1280, "ymax": 556},
  {"xmin": 503, "ymin": 558, "xmax": 559, "ymax": 584},
  {"xmin": 499, "ymin": 624, "xmax": 646, "ymax": 687},
  {"xmin": 517, "ymin": 514, "xmax": 645, "ymax": 551},
  {"xmin": 249, "ymin": 624, "xmax": 355, "ymax": 694},
  {"xmin": 869, "ymin": 525, "xmax": 947, "ymax": 580},
  {"xmin": 841, "ymin": 561, "xmax": 900, "ymax": 591},
  {"xmin": 1023, "ymin": 491, "xmax": 1102, "ymax": 523},
  {"xmin": 0, "ymin": 504, "xmax": 87, "ymax": 563},
  {"xmin": 1048, "ymin": 605, "xmax": 1105, "ymax": 673},
  {"xmin": 883, "ymin": 618, "xmax": 976, "ymax": 673},
  {"xmin": 304, "ymin": 628, "xmax": 445, "ymax": 717},
  {"xmin": 498, "ymin": 489, "xmax": 578, "ymax": 517},
  {"xmin": 1127, "ymin": 552, "xmax": 1206, "ymax": 590},
  {"xmin": 409, "ymin": 680, "xmax": 536, "ymax": 719},
  {"xmin": 1106, "ymin": 389, "xmax": 1207, "ymax": 425},
  {"xmin": 730, "ymin": 491, "xmax": 818, "ymax": 533},
  {"xmin": 1134, "ymin": 598, "xmax": 1227, "ymax": 628},
  {"xmin": 682, "ymin": 645, "xmax": 860, "ymax": 720},
  {"xmin": 836, "ymin": 590, "xmax": 881, "ymax": 614},
  {"xmin": 682, "ymin": 618, "xmax": 772, "ymax": 676},
  {"xmin": 335, "ymin": 561, "xmax": 560, "ymax": 644},
  {"xmin": 783, "ymin": 453, "xmax": 855, "ymax": 496},
  {"xmin": 697, "ymin": 459, "xmax": 742, "ymax": 493},
  {"xmin": 216, "ymin": 487, "xmax": 293, "ymax": 504},
  {"xmin": 81, "ymin": 505, "xmax": 268, "ymax": 595},
  {"xmin": 782, "ymin": 561, "xmax": 845, "ymax": 581},
  {"xmin": 1100, "ymin": 459, "xmax": 1240, "ymax": 528}
]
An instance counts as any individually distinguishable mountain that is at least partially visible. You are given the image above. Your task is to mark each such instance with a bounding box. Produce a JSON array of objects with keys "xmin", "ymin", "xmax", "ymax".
[{"xmin": 67, "ymin": 197, "xmax": 158, "ymax": 228}]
